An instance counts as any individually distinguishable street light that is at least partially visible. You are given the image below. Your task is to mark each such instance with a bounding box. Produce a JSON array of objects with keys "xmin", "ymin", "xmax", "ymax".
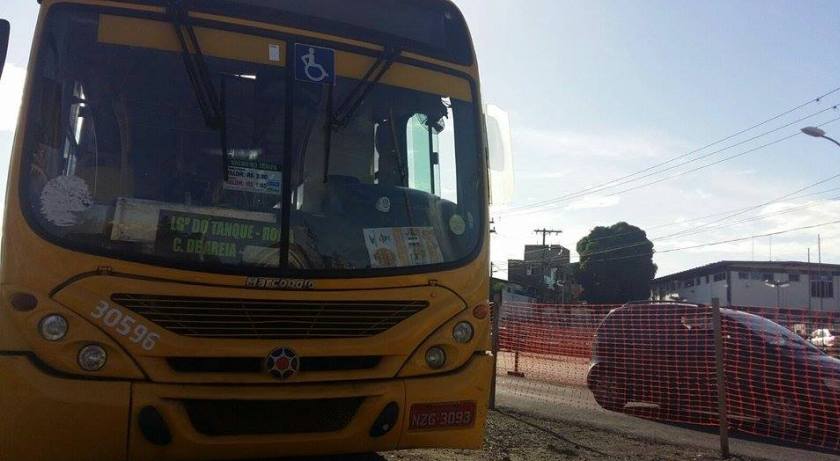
[
  {"xmin": 801, "ymin": 126, "xmax": 840, "ymax": 148},
  {"xmin": 765, "ymin": 279, "xmax": 790, "ymax": 308}
]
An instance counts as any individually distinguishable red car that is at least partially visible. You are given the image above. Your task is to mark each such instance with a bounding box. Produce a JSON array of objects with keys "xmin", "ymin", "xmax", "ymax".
[{"xmin": 587, "ymin": 302, "xmax": 840, "ymax": 449}]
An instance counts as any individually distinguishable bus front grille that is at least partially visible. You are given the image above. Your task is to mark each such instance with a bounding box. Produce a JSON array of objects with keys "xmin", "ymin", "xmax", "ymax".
[
  {"xmin": 181, "ymin": 398, "xmax": 363, "ymax": 435},
  {"xmin": 111, "ymin": 294, "xmax": 428, "ymax": 339},
  {"xmin": 167, "ymin": 356, "xmax": 382, "ymax": 373}
]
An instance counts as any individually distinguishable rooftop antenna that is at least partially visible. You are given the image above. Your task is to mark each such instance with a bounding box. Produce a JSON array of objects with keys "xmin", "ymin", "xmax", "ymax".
[{"xmin": 769, "ymin": 235, "xmax": 773, "ymax": 261}]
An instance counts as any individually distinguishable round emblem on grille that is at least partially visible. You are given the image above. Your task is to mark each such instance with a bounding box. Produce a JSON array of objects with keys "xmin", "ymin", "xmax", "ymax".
[{"xmin": 265, "ymin": 347, "xmax": 300, "ymax": 380}]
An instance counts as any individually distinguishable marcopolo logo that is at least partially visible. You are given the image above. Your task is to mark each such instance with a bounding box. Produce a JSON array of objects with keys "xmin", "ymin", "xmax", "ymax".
[
  {"xmin": 265, "ymin": 347, "xmax": 300, "ymax": 380},
  {"xmin": 246, "ymin": 277, "xmax": 316, "ymax": 290}
]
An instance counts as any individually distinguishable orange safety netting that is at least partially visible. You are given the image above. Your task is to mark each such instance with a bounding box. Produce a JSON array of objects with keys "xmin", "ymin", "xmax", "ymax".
[{"xmin": 495, "ymin": 302, "xmax": 840, "ymax": 453}]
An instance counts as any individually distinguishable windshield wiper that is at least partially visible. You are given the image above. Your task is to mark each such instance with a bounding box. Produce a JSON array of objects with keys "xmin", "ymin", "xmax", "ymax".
[
  {"xmin": 322, "ymin": 46, "xmax": 400, "ymax": 182},
  {"xmin": 330, "ymin": 46, "xmax": 401, "ymax": 128},
  {"xmin": 166, "ymin": 1, "xmax": 229, "ymax": 179}
]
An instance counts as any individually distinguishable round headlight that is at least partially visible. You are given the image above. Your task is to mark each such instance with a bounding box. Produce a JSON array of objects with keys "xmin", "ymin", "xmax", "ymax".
[
  {"xmin": 78, "ymin": 344, "xmax": 108, "ymax": 371},
  {"xmin": 452, "ymin": 321, "xmax": 474, "ymax": 343},
  {"xmin": 39, "ymin": 314, "xmax": 68, "ymax": 341},
  {"xmin": 425, "ymin": 346, "xmax": 447, "ymax": 369}
]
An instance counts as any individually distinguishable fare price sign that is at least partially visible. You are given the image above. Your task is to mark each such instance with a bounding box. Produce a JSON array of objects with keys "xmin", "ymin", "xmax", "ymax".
[
  {"xmin": 224, "ymin": 159, "xmax": 282, "ymax": 196},
  {"xmin": 155, "ymin": 210, "xmax": 280, "ymax": 264}
]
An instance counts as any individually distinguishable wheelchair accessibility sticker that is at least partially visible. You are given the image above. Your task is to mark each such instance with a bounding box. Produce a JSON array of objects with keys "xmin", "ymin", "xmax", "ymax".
[{"xmin": 295, "ymin": 43, "xmax": 335, "ymax": 85}]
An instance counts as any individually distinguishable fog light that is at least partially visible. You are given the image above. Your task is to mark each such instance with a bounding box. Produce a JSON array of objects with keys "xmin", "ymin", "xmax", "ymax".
[
  {"xmin": 39, "ymin": 314, "xmax": 68, "ymax": 341},
  {"xmin": 425, "ymin": 346, "xmax": 446, "ymax": 369},
  {"xmin": 78, "ymin": 344, "xmax": 107, "ymax": 371},
  {"xmin": 473, "ymin": 304, "xmax": 490, "ymax": 319},
  {"xmin": 11, "ymin": 292, "xmax": 38, "ymax": 311},
  {"xmin": 452, "ymin": 321, "xmax": 474, "ymax": 343}
]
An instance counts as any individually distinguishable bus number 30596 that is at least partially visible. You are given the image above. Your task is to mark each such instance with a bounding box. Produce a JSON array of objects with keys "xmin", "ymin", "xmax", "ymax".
[{"xmin": 91, "ymin": 301, "xmax": 159, "ymax": 350}]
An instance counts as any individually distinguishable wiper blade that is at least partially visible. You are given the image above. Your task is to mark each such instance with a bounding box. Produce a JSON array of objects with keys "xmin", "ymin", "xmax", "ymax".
[
  {"xmin": 322, "ymin": 46, "xmax": 399, "ymax": 182},
  {"xmin": 167, "ymin": 1, "xmax": 224, "ymax": 129},
  {"xmin": 330, "ymin": 46, "xmax": 401, "ymax": 128},
  {"xmin": 166, "ymin": 1, "xmax": 228, "ymax": 178}
]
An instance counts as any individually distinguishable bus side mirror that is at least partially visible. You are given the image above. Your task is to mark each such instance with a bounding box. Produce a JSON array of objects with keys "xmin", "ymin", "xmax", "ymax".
[
  {"xmin": 0, "ymin": 20, "xmax": 9, "ymax": 80},
  {"xmin": 484, "ymin": 104, "xmax": 514, "ymax": 205}
]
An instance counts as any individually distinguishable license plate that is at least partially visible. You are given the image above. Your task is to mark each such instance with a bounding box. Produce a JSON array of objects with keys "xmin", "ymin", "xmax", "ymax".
[{"xmin": 408, "ymin": 401, "xmax": 476, "ymax": 430}]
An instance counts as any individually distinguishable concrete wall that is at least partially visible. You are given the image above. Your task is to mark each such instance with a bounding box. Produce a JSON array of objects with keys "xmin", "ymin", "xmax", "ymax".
[
  {"xmin": 658, "ymin": 270, "xmax": 840, "ymax": 311},
  {"xmin": 667, "ymin": 277, "xmax": 727, "ymax": 305},
  {"xmin": 730, "ymin": 272, "xmax": 840, "ymax": 311}
]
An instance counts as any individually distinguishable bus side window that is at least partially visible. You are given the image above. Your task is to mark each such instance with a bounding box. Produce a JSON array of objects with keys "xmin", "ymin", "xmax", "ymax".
[
  {"xmin": 406, "ymin": 114, "xmax": 434, "ymax": 194},
  {"xmin": 406, "ymin": 106, "xmax": 457, "ymax": 203}
]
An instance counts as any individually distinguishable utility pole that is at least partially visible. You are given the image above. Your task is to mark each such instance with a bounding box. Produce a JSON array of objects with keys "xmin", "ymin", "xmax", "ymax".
[
  {"xmin": 534, "ymin": 228, "xmax": 563, "ymax": 247},
  {"xmin": 808, "ymin": 248, "xmax": 812, "ymax": 321},
  {"xmin": 819, "ymin": 234, "xmax": 824, "ymax": 312},
  {"xmin": 534, "ymin": 229, "xmax": 562, "ymax": 302},
  {"xmin": 769, "ymin": 235, "xmax": 773, "ymax": 261}
]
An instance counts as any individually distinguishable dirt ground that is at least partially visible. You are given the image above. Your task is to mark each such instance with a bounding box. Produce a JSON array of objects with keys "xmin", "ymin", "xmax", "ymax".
[{"xmin": 380, "ymin": 409, "xmax": 757, "ymax": 461}]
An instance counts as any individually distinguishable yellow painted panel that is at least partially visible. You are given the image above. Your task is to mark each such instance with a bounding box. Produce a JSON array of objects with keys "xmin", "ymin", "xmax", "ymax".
[
  {"xmin": 129, "ymin": 380, "xmax": 404, "ymax": 459},
  {"xmin": 98, "ymin": 15, "xmax": 472, "ymax": 101},
  {"xmin": 0, "ymin": 355, "xmax": 130, "ymax": 461},
  {"xmin": 400, "ymin": 354, "xmax": 492, "ymax": 449},
  {"xmin": 336, "ymin": 51, "xmax": 473, "ymax": 102},
  {"xmin": 98, "ymin": 14, "xmax": 286, "ymax": 67}
]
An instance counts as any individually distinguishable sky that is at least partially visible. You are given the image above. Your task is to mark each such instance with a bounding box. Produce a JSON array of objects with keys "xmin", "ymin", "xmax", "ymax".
[{"xmin": 3, "ymin": 1, "xmax": 840, "ymax": 278}]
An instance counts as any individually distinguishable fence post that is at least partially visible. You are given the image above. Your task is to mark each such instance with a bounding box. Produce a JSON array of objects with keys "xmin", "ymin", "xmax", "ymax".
[
  {"xmin": 507, "ymin": 351, "xmax": 525, "ymax": 377},
  {"xmin": 711, "ymin": 298, "xmax": 731, "ymax": 459},
  {"xmin": 506, "ymin": 315, "xmax": 526, "ymax": 378},
  {"xmin": 489, "ymin": 302, "xmax": 501, "ymax": 410}
]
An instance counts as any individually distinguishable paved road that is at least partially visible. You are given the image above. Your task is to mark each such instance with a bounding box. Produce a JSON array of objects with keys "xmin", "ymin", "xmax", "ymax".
[{"xmin": 495, "ymin": 374, "xmax": 840, "ymax": 461}]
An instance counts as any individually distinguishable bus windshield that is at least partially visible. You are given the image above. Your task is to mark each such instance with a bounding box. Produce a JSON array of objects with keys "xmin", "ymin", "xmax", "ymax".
[{"xmin": 21, "ymin": 6, "xmax": 483, "ymax": 275}]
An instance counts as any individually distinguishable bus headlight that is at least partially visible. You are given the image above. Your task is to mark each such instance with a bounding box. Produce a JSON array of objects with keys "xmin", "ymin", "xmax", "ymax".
[
  {"xmin": 452, "ymin": 321, "xmax": 474, "ymax": 343},
  {"xmin": 425, "ymin": 346, "xmax": 447, "ymax": 369},
  {"xmin": 78, "ymin": 344, "xmax": 108, "ymax": 371},
  {"xmin": 39, "ymin": 314, "xmax": 68, "ymax": 341}
]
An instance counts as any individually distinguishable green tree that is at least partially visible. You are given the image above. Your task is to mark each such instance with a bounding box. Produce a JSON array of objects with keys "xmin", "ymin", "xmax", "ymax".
[{"xmin": 576, "ymin": 222, "xmax": 657, "ymax": 304}]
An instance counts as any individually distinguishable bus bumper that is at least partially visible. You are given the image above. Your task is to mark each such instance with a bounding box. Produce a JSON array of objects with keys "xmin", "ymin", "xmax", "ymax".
[{"xmin": 0, "ymin": 353, "xmax": 491, "ymax": 460}]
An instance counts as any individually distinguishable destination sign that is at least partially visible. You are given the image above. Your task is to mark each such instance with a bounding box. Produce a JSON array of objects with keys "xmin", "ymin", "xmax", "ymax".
[{"xmin": 155, "ymin": 210, "xmax": 280, "ymax": 265}]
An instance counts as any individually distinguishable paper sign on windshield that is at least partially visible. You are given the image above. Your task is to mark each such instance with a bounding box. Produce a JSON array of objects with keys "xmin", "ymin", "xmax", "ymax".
[
  {"xmin": 363, "ymin": 227, "xmax": 444, "ymax": 268},
  {"xmin": 224, "ymin": 159, "xmax": 282, "ymax": 195},
  {"xmin": 156, "ymin": 210, "xmax": 280, "ymax": 265}
]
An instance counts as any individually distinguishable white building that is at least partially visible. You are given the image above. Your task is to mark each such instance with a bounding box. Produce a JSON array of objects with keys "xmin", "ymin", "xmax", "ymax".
[{"xmin": 651, "ymin": 260, "xmax": 840, "ymax": 311}]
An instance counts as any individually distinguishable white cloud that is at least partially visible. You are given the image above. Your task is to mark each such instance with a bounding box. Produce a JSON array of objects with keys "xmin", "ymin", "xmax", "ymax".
[
  {"xmin": 516, "ymin": 127, "xmax": 685, "ymax": 161},
  {"xmin": 566, "ymin": 195, "xmax": 621, "ymax": 210},
  {"xmin": 0, "ymin": 63, "xmax": 26, "ymax": 133}
]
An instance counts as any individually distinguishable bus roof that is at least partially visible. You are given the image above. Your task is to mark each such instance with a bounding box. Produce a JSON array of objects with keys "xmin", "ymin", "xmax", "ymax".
[{"xmin": 42, "ymin": 0, "xmax": 474, "ymax": 65}]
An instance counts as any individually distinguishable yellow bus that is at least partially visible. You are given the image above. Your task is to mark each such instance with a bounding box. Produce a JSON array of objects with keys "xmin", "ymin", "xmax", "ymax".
[{"xmin": 0, "ymin": 1, "xmax": 493, "ymax": 459}]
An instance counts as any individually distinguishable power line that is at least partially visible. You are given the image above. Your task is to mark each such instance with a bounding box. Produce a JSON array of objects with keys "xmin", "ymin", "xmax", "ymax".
[
  {"xmin": 578, "ymin": 195, "xmax": 840, "ymax": 260},
  {"xmin": 651, "ymin": 172, "xmax": 840, "ymax": 241},
  {"xmin": 660, "ymin": 219, "xmax": 840, "ymax": 254},
  {"xmin": 642, "ymin": 185, "xmax": 840, "ymax": 233},
  {"xmin": 501, "ymin": 87, "xmax": 840, "ymax": 213},
  {"xmin": 581, "ymin": 219, "xmax": 840, "ymax": 264},
  {"xmin": 506, "ymin": 112, "xmax": 840, "ymax": 216},
  {"xmin": 583, "ymin": 106, "xmax": 836, "ymax": 204},
  {"xmin": 652, "ymin": 193, "xmax": 840, "ymax": 242},
  {"xmin": 498, "ymin": 86, "xmax": 840, "ymax": 214},
  {"xmin": 498, "ymin": 181, "xmax": 840, "ymax": 263},
  {"xmin": 529, "ymin": 182, "xmax": 840, "ymax": 249}
]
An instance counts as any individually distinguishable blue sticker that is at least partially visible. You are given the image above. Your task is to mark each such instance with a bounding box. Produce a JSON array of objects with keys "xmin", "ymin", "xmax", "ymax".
[{"xmin": 294, "ymin": 43, "xmax": 335, "ymax": 85}]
